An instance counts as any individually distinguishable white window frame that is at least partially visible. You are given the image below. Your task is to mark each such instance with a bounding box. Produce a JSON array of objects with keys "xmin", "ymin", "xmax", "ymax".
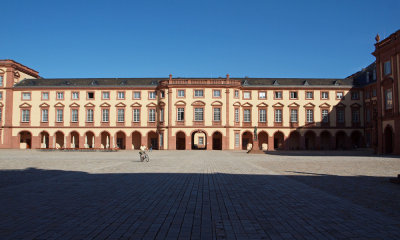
[
  {"xmin": 72, "ymin": 92, "xmax": 79, "ymax": 100},
  {"xmin": 22, "ymin": 92, "xmax": 31, "ymax": 100},
  {"xmin": 290, "ymin": 109, "xmax": 298, "ymax": 122},
  {"xmin": 177, "ymin": 108, "xmax": 184, "ymax": 121},
  {"xmin": 321, "ymin": 92, "xmax": 329, "ymax": 99},
  {"xmin": 322, "ymin": 109, "xmax": 329, "ymax": 123},
  {"xmin": 57, "ymin": 92, "xmax": 64, "ymax": 100},
  {"xmin": 149, "ymin": 91, "xmax": 156, "ymax": 99},
  {"xmin": 86, "ymin": 109, "xmax": 94, "ymax": 122},
  {"xmin": 243, "ymin": 109, "xmax": 251, "ymax": 122},
  {"xmin": 213, "ymin": 108, "xmax": 221, "ymax": 121},
  {"xmin": 306, "ymin": 109, "xmax": 314, "ymax": 123},
  {"xmin": 133, "ymin": 92, "xmax": 141, "ymax": 99},
  {"xmin": 118, "ymin": 92, "xmax": 125, "ymax": 99},
  {"xmin": 306, "ymin": 92, "xmax": 313, "ymax": 99},
  {"xmin": 102, "ymin": 109, "xmax": 109, "ymax": 122},
  {"xmin": 102, "ymin": 92, "xmax": 110, "ymax": 99},
  {"xmin": 243, "ymin": 92, "xmax": 251, "ymax": 99},
  {"xmin": 235, "ymin": 133, "xmax": 240, "ymax": 147},
  {"xmin": 235, "ymin": 108, "xmax": 239, "ymax": 122},
  {"xmin": 56, "ymin": 109, "xmax": 63, "ymax": 122},
  {"xmin": 42, "ymin": 92, "xmax": 49, "ymax": 100},
  {"xmin": 234, "ymin": 90, "xmax": 239, "ymax": 98},
  {"xmin": 213, "ymin": 90, "xmax": 221, "ymax": 98},
  {"xmin": 149, "ymin": 109, "xmax": 156, "ymax": 122},
  {"xmin": 22, "ymin": 109, "xmax": 30, "ymax": 122},
  {"xmin": 133, "ymin": 109, "xmax": 140, "ymax": 122},
  {"xmin": 71, "ymin": 109, "xmax": 78, "ymax": 122},
  {"xmin": 198, "ymin": 137, "xmax": 204, "ymax": 145},
  {"xmin": 41, "ymin": 109, "xmax": 48, "ymax": 122},
  {"xmin": 275, "ymin": 91, "xmax": 282, "ymax": 99},
  {"xmin": 259, "ymin": 91, "xmax": 266, "ymax": 99},
  {"xmin": 337, "ymin": 109, "xmax": 345, "ymax": 123},
  {"xmin": 194, "ymin": 108, "xmax": 204, "ymax": 121},
  {"xmin": 194, "ymin": 90, "xmax": 204, "ymax": 97},
  {"xmin": 178, "ymin": 90, "xmax": 185, "ymax": 97},
  {"xmin": 259, "ymin": 109, "xmax": 266, "ymax": 122},
  {"xmin": 275, "ymin": 109, "xmax": 282, "ymax": 122},
  {"xmin": 160, "ymin": 108, "xmax": 164, "ymax": 122},
  {"xmin": 117, "ymin": 109, "xmax": 125, "ymax": 122}
]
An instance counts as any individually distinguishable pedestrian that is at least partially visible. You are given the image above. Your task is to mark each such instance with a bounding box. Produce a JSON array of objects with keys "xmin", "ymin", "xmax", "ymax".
[{"xmin": 149, "ymin": 144, "xmax": 153, "ymax": 152}]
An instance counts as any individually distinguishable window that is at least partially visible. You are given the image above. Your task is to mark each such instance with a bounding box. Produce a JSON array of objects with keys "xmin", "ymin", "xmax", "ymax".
[
  {"xmin": 234, "ymin": 90, "xmax": 239, "ymax": 98},
  {"xmin": 352, "ymin": 109, "xmax": 360, "ymax": 123},
  {"xmin": 365, "ymin": 91, "xmax": 370, "ymax": 99},
  {"xmin": 149, "ymin": 91, "xmax": 156, "ymax": 99},
  {"xmin": 22, "ymin": 92, "xmax": 31, "ymax": 100},
  {"xmin": 366, "ymin": 108, "xmax": 371, "ymax": 123},
  {"xmin": 351, "ymin": 91, "xmax": 359, "ymax": 100},
  {"xmin": 102, "ymin": 92, "xmax": 110, "ymax": 99},
  {"xmin": 213, "ymin": 90, "xmax": 221, "ymax": 98},
  {"xmin": 0, "ymin": 91, "xmax": 2, "ymax": 100},
  {"xmin": 133, "ymin": 91, "xmax": 141, "ymax": 99},
  {"xmin": 372, "ymin": 89, "xmax": 376, "ymax": 97},
  {"xmin": 133, "ymin": 109, "xmax": 140, "ymax": 122},
  {"xmin": 274, "ymin": 91, "xmax": 282, "ymax": 99},
  {"xmin": 259, "ymin": 91, "xmax": 266, "ymax": 99},
  {"xmin": 149, "ymin": 109, "xmax": 156, "ymax": 122},
  {"xmin": 275, "ymin": 109, "xmax": 282, "ymax": 122},
  {"xmin": 385, "ymin": 89, "xmax": 393, "ymax": 110},
  {"xmin": 0, "ymin": 108, "xmax": 2, "ymax": 122},
  {"xmin": 57, "ymin": 92, "xmax": 64, "ymax": 100},
  {"xmin": 259, "ymin": 109, "xmax": 266, "ymax": 122},
  {"xmin": 243, "ymin": 91, "xmax": 251, "ymax": 99},
  {"xmin": 290, "ymin": 109, "xmax": 298, "ymax": 122},
  {"xmin": 87, "ymin": 92, "xmax": 94, "ymax": 99},
  {"xmin": 235, "ymin": 133, "xmax": 240, "ymax": 147},
  {"xmin": 194, "ymin": 108, "xmax": 204, "ymax": 121},
  {"xmin": 178, "ymin": 90, "xmax": 185, "ymax": 97},
  {"xmin": 373, "ymin": 69, "xmax": 376, "ymax": 80},
  {"xmin": 117, "ymin": 92, "xmax": 125, "ymax": 99},
  {"xmin": 336, "ymin": 92, "xmax": 344, "ymax": 100},
  {"xmin": 86, "ymin": 109, "xmax": 94, "ymax": 122},
  {"xmin": 306, "ymin": 91, "xmax": 313, "ymax": 99},
  {"xmin": 306, "ymin": 109, "xmax": 314, "ymax": 123},
  {"xmin": 213, "ymin": 108, "xmax": 221, "ymax": 121},
  {"xmin": 176, "ymin": 108, "xmax": 184, "ymax": 121},
  {"xmin": 194, "ymin": 90, "xmax": 204, "ymax": 97},
  {"xmin": 42, "ymin": 92, "xmax": 49, "ymax": 100},
  {"xmin": 337, "ymin": 109, "xmax": 345, "ymax": 123},
  {"xmin": 322, "ymin": 109, "xmax": 329, "ymax": 123},
  {"xmin": 102, "ymin": 109, "xmax": 109, "ymax": 122},
  {"xmin": 160, "ymin": 108, "xmax": 164, "ymax": 122},
  {"xmin": 198, "ymin": 137, "xmax": 204, "ymax": 145},
  {"xmin": 72, "ymin": 92, "xmax": 79, "ymax": 100},
  {"xmin": 235, "ymin": 108, "xmax": 239, "ymax": 122},
  {"xmin": 160, "ymin": 91, "xmax": 165, "ymax": 98},
  {"xmin": 384, "ymin": 60, "xmax": 391, "ymax": 75},
  {"xmin": 117, "ymin": 109, "xmax": 125, "ymax": 122},
  {"xmin": 56, "ymin": 109, "xmax": 63, "ymax": 122},
  {"xmin": 160, "ymin": 133, "xmax": 163, "ymax": 148},
  {"xmin": 243, "ymin": 109, "xmax": 251, "ymax": 122},
  {"xmin": 41, "ymin": 109, "xmax": 48, "ymax": 122},
  {"xmin": 0, "ymin": 76, "xmax": 2, "ymax": 86},
  {"xmin": 22, "ymin": 109, "xmax": 30, "ymax": 122},
  {"xmin": 71, "ymin": 109, "xmax": 78, "ymax": 122},
  {"xmin": 290, "ymin": 91, "xmax": 298, "ymax": 99},
  {"xmin": 321, "ymin": 91, "xmax": 329, "ymax": 99}
]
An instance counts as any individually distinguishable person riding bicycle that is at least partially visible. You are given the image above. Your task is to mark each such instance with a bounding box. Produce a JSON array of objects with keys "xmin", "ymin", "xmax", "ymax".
[{"xmin": 139, "ymin": 144, "xmax": 147, "ymax": 161}]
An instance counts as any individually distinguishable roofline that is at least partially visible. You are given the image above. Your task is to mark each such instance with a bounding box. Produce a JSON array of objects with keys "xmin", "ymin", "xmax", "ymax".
[{"xmin": 0, "ymin": 59, "xmax": 40, "ymax": 77}]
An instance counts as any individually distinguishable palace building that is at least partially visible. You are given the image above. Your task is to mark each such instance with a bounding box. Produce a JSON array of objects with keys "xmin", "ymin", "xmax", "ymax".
[{"xmin": 0, "ymin": 29, "xmax": 398, "ymax": 153}]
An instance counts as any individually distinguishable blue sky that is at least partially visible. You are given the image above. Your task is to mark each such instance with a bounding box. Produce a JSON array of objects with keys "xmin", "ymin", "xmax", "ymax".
[{"xmin": 1, "ymin": 0, "xmax": 399, "ymax": 79}]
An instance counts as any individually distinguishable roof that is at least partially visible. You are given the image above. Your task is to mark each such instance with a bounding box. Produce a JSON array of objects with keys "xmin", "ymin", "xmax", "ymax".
[
  {"xmin": 234, "ymin": 78, "xmax": 354, "ymax": 87},
  {"xmin": 347, "ymin": 62, "xmax": 376, "ymax": 87}
]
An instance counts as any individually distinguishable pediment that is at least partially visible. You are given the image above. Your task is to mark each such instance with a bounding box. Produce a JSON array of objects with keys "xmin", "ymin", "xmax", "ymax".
[
  {"xmin": 159, "ymin": 101, "xmax": 166, "ymax": 107},
  {"xmin": 54, "ymin": 102, "xmax": 65, "ymax": 108},
  {"xmin": 288, "ymin": 102, "xmax": 300, "ymax": 107},
  {"xmin": 335, "ymin": 102, "xmax": 346, "ymax": 108},
  {"xmin": 19, "ymin": 102, "xmax": 32, "ymax": 108},
  {"xmin": 69, "ymin": 102, "xmax": 80, "ymax": 108},
  {"xmin": 39, "ymin": 103, "xmax": 50, "ymax": 108},
  {"xmin": 115, "ymin": 102, "xmax": 126, "ymax": 107},
  {"xmin": 211, "ymin": 101, "xmax": 223, "ymax": 106},
  {"xmin": 351, "ymin": 103, "xmax": 362, "ymax": 108},
  {"xmin": 191, "ymin": 100, "xmax": 206, "ymax": 106},
  {"xmin": 146, "ymin": 102, "xmax": 157, "ymax": 107},
  {"xmin": 100, "ymin": 102, "xmax": 111, "ymax": 107},
  {"xmin": 84, "ymin": 102, "xmax": 95, "ymax": 108},
  {"xmin": 0, "ymin": 102, "xmax": 3, "ymax": 107},
  {"xmin": 272, "ymin": 102, "xmax": 284, "ymax": 107},
  {"xmin": 233, "ymin": 101, "xmax": 241, "ymax": 107},
  {"xmin": 241, "ymin": 102, "xmax": 253, "ymax": 107},
  {"xmin": 130, "ymin": 102, "xmax": 142, "ymax": 107},
  {"xmin": 175, "ymin": 100, "xmax": 186, "ymax": 106},
  {"xmin": 256, "ymin": 102, "xmax": 268, "ymax": 107},
  {"xmin": 303, "ymin": 102, "xmax": 315, "ymax": 108},
  {"xmin": 319, "ymin": 103, "xmax": 331, "ymax": 108}
]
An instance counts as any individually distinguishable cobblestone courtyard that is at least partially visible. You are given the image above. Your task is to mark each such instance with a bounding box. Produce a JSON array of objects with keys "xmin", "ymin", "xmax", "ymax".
[{"xmin": 0, "ymin": 150, "xmax": 399, "ymax": 239}]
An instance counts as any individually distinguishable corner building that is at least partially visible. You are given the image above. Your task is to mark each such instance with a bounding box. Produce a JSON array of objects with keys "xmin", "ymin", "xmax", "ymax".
[{"xmin": 0, "ymin": 60, "xmax": 366, "ymax": 150}]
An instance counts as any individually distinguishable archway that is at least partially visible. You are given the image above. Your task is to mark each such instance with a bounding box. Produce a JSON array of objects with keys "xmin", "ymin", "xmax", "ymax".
[
  {"xmin": 384, "ymin": 125, "xmax": 393, "ymax": 154},
  {"xmin": 274, "ymin": 131, "xmax": 284, "ymax": 150},
  {"xmin": 40, "ymin": 131, "xmax": 50, "ymax": 149},
  {"xmin": 55, "ymin": 131, "xmax": 65, "ymax": 149},
  {"xmin": 116, "ymin": 131, "xmax": 126, "ymax": 149},
  {"xmin": 242, "ymin": 131, "xmax": 253, "ymax": 150},
  {"xmin": 19, "ymin": 131, "xmax": 32, "ymax": 149},
  {"xmin": 350, "ymin": 131, "xmax": 363, "ymax": 149},
  {"xmin": 335, "ymin": 131, "xmax": 347, "ymax": 150},
  {"xmin": 176, "ymin": 131, "xmax": 186, "ymax": 150},
  {"xmin": 148, "ymin": 131, "xmax": 158, "ymax": 150},
  {"xmin": 101, "ymin": 132, "xmax": 111, "ymax": 149},
  {"xmin": 304, "ymin": 131, "xmax": 316, "ymax": 150},
  {"xmin": 191, "ymin": 130, "xmax": 207, "ymax": 150},
  {"xmin": 132, "ymin": 131, "xmax": 141, "ymax": 150},
  {"xmin": 212, "ymin": 131, "xmax": 223, "ymax": 150},
  {"xmin": 258, "ymin": 131, "xmax": 268, "ymax": 150},
  {"xmin": 320, "ymin": 131, "xmax": 331, "ymax": 150},
  {"xmin": 288, "ymin": 131, "xmax": 300, "ymax": 150},
  {"xmin": 85, "ymin": 131, "xmax": 95, "ymax": 148},
  {"xmin": 70, "ymin": 131, "xmax": 80, "ymax": 148}
]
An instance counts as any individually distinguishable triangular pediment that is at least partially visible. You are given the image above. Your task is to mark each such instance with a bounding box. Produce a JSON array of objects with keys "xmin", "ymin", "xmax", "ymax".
[
  {"xmin": 351, "ymin": 103, "xmax": 362, "ymax": 108},
  {"xmin": 146, "ymin": 102, "xmax": 157, "ymax": 107},
  {"xmin": 0, "ymin": 102, "xmax": 4, "ymax": 107},
  {"xmin": 100, "ymin": 102, "xmax": 111, "ymax": 107},
  {"xmin": 241, "ymin": 102, "xmax": 253, "ymax": 107},
  {"xmin": 211, "ymin": 101, "xmax": 223, "ymax": 106},
  {"xmin": 84, "ymin": 102, "xmax": 95, "ymax": 108},
  {"xmin": 191, "ymin": 100, "xmax": 206, "ymax": 106},
  {"xmin": 159, "ymin": 101, "xmax": 166, "ymax": 107},
  {"xmin": 319, "ymin": 103, "xmax": 331, "ymax": 108},
  {"xmin": 303, "ymin": 102, "xmax": 315, "ymax": 108},
  {"xmin": 19, "ymin": 102, "xmax": 32, "ymax": 108},
  {"xmin": 288, "ymin": 102, "xmax": 300, "ymax": 107},
  {"xmin": 54, "ymin": 102, "xmax": 65, "ymax": 108},
  {"xmin": 175, "ymin": 100, "xmax": 186, "ymax": 106},
  {"xmin": 69, "ymin": 102, "xmax": 80, "ymax": 108},
  {"xmin": 115, "ymin": 102, "xmax": 126, "ymax": 107},
  {"xmin": 256, "ymin": 102, "xmax": 268, "ymax": 107},
  {"xmin": 272, "ymin": 102, "xmax": 284, "ymax": 107},
  {"xmin": 335, "ymin": 102, "xmax": 346, "ymax": 108},
  {"xmin": 130, "ymin": 102, "xmax": 142, "ymax": 107},
  {"xmin": 233, "ymin": 101, "xmax": 241, "ymax": 107},
  {"xmin": 39, "ymin": 103, "xmax": 50, "ymax": 108}
]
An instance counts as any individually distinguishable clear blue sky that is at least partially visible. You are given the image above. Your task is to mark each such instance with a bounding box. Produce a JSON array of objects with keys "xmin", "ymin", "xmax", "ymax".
[{"xmin": 1, "ymin": 0, "xmax": 399, "ymax": 79}]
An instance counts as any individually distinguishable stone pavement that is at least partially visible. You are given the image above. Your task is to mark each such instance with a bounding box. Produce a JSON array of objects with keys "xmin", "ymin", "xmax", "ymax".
[{"xmin": 0, "ymin": 150, "xmax": 399, "ymax": 239}]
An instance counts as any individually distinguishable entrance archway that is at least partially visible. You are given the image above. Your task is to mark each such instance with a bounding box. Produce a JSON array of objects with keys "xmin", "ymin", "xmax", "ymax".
[
  {"xmin": 320, "ymin": 131, "xmax": 331, "ymax": 150},
  {"xmin": 132, "ymin": 131, "xmax": 141, "ymax": 150},
  {"xmin": 70, "ymin": 131, "xmax": 80, "ymax": 148},
  {"xmin": 116, "ymin": 131, "xmax": 126, "ymax": 149},
  {"xmin": 55, "ymin": 131, "xmax": 64, "ymax": 149},
  {"xmin": 212, "ymin": 131, "xmax": 222, "ymax": 150},
  {"xmin": 85, "ymin": 131, "xmax": 95, "ymax": 148},
  {"xmin": 258, "ymin": 131, "xmax": 268, "ymax": 150},
  {"xmin": 40, "ymin": 131, "xmax": 50, "ymax": 148},
  {"xmin": 19, "ymin": 131, "xmax": 32, "ymax": 149},
  {"xmin": 242, "ymin": 131, "xmax": 253, "ymax": 150},
  {"xmin": 351, "ymin": 131, "xmax": 363, "ymax": 149},
  {"xmin": 274, "ymin": 131, "xmax": 284, "ymax": 150},
  {"xmin": 148, "ymin": 131, "xmax": 158, "ymax": 150},
  {"xmin": 335, "ymin": 131, "xmax": 347, "ymax": 150},
  {"xmin": 384, "ymin": 125, "xmax": 393, "ymax": 154},
  {"xmin": 191, "ymin": 130, "xmax": 207, "ymax": 150},
  {"xmin": 101, "ymin": 131, "xmax": 111, "ymax": 149},
  {"xmin": 176, "ymin": 131, "xmax": 186, "ymax": 150},
  {"xmin": 288, "ymin": 131, "xmax": 300, "ymax": 150},
  {"xmin": 304, "ymin": 131, "xmax": 316, "ymax": 150}
]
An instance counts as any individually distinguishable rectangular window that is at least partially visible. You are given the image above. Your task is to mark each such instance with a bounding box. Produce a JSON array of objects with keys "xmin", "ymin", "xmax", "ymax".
[
  {"xmin": 337, "ymin": 109, "xmax": 345, "ymax": 123},
  {"xmin": 194, "ymin": 90, "xmax": 204, "ymax": 97},
  {"xmin": 177, "ymin": 108, "xmax": 184, "ymax": 121},
  {"xmin": 274, "ymin": 91, "xmax": 282, "ymax": 99},
  {"xmin": 321, "ymin": 91, "xmax": 329, "ymax": 99},
  {"xmin": 87, "ymin": 92, "xmax": 94, "ymax": 99},
  {"xmin": 178, "ymin": 90, "xmax": 185, "ymax": 97},
  {"xmin": 0, "ymin": 76, "xmax": 2, "ymax": 86},
  {"xmin": 56, "ymin": 109, "xmax": 63, "ymax": 122},
  {"xmin": 0, "ymin": 91, "xmax": 2, "ymax": 100},
  {"xmin": 235, "ymin": 108, "xmax": 239, "ymax": 122},
  {"xmin": 213, "ymin": 108, "xmax": 221, "ymax": 121},
  {"xmin": 372, "ymin": 89, "xmax": 376, "ymax": 97},
  {"xmin": 133, "ymin": 109, "xmax": 140, "ymax": 122},
  {"xmin": 86, "ymin": 109, "xmax": 94, "ymax": 122},
  {"xmin": 57, "ymin": 92, "xmax": 64, "ymax": 100},
  {"xmin": 194, "ymin": 108, "xmax": 204, "ymax": 121},
  {"xmin": 42, "ymin": 92, "xmax": 49, "ymax": 100},
  {"xmin": 160, "ymin": 91, "xmax": 165, "ymax": 98},
  {"xmin": 117, "ymin": 109, "xmax": 125, "ymax": 122},
  {"xmin": 234, "ymin": 90, "xmax": 239, "ymax": 98},
  {"xmin": 149, "ymin": 91, "xmax": 156, "ymax": 99},
  {"xmin": 118, "ymin": 91, "xmax": 125, "ymax": 99},
  {"xmin": 275, "ymin": 109, "xmax": 282, "ymax": 122},
  {"xmin": 306, "ymin": 91, "xmax": 313, "ymax": 99},
  {"xmin": 352, "ymin": 109, "xmax": 360, "ymax": 123},
  {"xmin": 22, "ymin": 109, "xmax": 30, "ymax": 122},
  {"xmin": 72, "ymin": 92, "xmax": 79, "ymax": 100},
  {"xmin": 365, "ymin": 91, "xmax": 370, "ymax": 99},
  {"xmin": 290, "ymin": 91, "xmax": 298, "ymax": 99},
  {"xmin": 351, "ymin": 91, "xmax": 359, "ymax": 100},
  {"xmin": 366, "ymin": 108, "xmax": 371, "ymax": 123},
  {"xmin": 235, "ymin": 133, "xmax": 240, "ymax": 147},
  {"xmin": 148, "ymin": 109, "xmax": 156, "ymax": 122},
  {"xmin": 243, "ymin": 109, "xmax": 251, "ymax": 122},
  {"xmin": 0, "ymin": 108, "xmax": 2, "ymax": 122},
  {"xmin": 384, "ymin": 60, "xmax": 391, "ymax": 75},
  {"xmin": 133, "ymin": 91, "xmax": 141, "ymax": 99},
  {"xmin": 198, "ymin": 137, "xmax": 204, "ymax": 145},
  {"xmin": 22, "ymin": 92, "xmax": 31, "ymax": 100},
  {"xmin": 71, "ymin": 109, "xmax": 78, "ymax": 122},
  {"xmin": 243, "ymin": 91, "xmax": 251, "ymax": 99},
  {"xmin": 322, "ymin": 109, "xmax": 329, "ymax": 123},
  {"xmin": 213, "ymin": 90, "xmax": 221, "ymax": 97},
  {"xmin": 41, "ymin": 109, "xmax": 48, "ymax": 122},
  {"xmin": 259, "ymin": 109, "xmax": 266, "ymax": 122},
  {"xmin": 102, "ymin": 109, "xmax": 109, "ymax": 122},
  {"xmin": 306, "ymin": 109, "xmax": 314, "ymax": 123},
  {"xmin": 259, "ymin": 91, "xmax": 266, "ymax": 99},
  {"xmin": 290, "ymin": 109, "xmax": 298, "ymax": 122},
  {"xmin": 160, "ymin": 108, "xmax": 164, "ymax": 122},
  {"xmin": 336, "ymin": 92, "xmax": 344, "ymax": 100},
  {"xmin": 102, "ymin": 92, "xmax": 110, "ymax": 99},
  {"xmin": 385, "ymin": 89, "xmax": 393, "ymax": 110}
]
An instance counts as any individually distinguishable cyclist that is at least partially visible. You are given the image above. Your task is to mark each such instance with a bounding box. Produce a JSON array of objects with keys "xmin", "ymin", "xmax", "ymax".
[{"xmin": 139, "ymin": 144, "xmax": 148, "ymax": 162}]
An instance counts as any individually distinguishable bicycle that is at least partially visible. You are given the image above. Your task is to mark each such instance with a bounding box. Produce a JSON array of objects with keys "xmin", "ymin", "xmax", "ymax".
[{"xmin": 139, "ymin": 151, "xmax": 150, "ymax": 162}]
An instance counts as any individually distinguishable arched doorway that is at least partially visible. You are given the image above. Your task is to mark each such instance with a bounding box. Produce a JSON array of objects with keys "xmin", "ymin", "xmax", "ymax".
[
  {"xmin": 274, "ymin": 131, "xmax": 284, "ymax": 150},
  {"xmin": 288, "ymin": 131, "xmax": 300, "ymax": 150},
  {"xmin": 85, "ymin": 131, "xmax": 95, "ymax": 148},
  {"xmin": 40, "ymin": 131, "xmax": 50, "ymax": 148},
  {"xmin": 350, "ymin": 131, "xmax": 363, "ymax": 149},
  {"xmin": 55, "ymin": 131, "xmax": 64, "ymax": 149},
  {"xmin": 191, "ymin": 130, "xmax": 207, "ymax": 150},
  {"xmin": 258, "ymin": 131, "xmax": 268, "ymax": 150},
  {"xmin": 242, "ymin": 131, "xmax": 253, "ymax": 150},
  {"xmin": 116, "ymin": 131, "xmax": 126, "ymax": 149},
  {"xmin": 19, "ymin": 131, "xmax": 32, "ymax": 149},
  {"xmin": 176, "ymin": 131, "xmax": 186, "ymax": 150},
  {"xmin": 101, "ymin": 132, "xmax": 111, "ymax": 149},
  {"xmin": 132, "ymin": 131, "xmax": 141, "ymax": 150},
  {"xmin": 212, "ymin": 131, "xmax": 222, "ymax": 150},
  {"xmin": 304, "ymin": 131, "xmax": 316, "ymax": 150},
  {"xmin": 384, "ymin": 125, "xmax": 393, "ymax": 154},
  {"xmin": 320, "ymin": 131, "xmax": 331, "ymax": 150},
  {"xmin": 148, "ymin": 131, "xmax": 158, "ymax": 150},
  {"xmin": 70, "ymin": 131, "xmax": 80, "ymax": 148},
  {"xmin": 335, "ymin": 131, "xmax": 347, "ymax": 150}
]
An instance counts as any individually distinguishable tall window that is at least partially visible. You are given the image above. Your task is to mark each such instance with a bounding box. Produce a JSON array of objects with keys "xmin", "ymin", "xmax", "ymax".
[
  {"xmin": 275, "ymin": 109, "xmax": 282, "ymax": 122},
  {"xmin": 0, "ymin": 108, "xmax": 2, "ymax": 122},
  {"xmin": 337, "ymin": 109, "xmax": 345, "ymax": 123},
  {"xmin": 384, "ymin": 60, "xmax": 391, "ymax": 75},
  {"xmin": 41, "ymin": 109, "xmax": 48, "ymax": 122},
  {"xmin": 102, "ymin": 109, "xmax": 109, "ymax": 122},
  {"xmin": 194, "ymin": 90, "xmax": 204, "ymax": 97},
  {"xmin": 259, "ymin": 109, "xmax": 266, "ymax": 122},
  {"xmin": 149, "ymin": 109, "xmax": 156, "ymax": 122},
  {"xmin": 71, "ymin": 109, "xmax": 78, "ymax": 122},
  {"xmin": 352, "ymin": 109, "xmax": 360, "ymax": 123},
  {"xmin": 86, "ymin": 109, "xmax": 94, "ymax": 122},
  {"xmin": 42, "ymin": 92, "xmax": 49, "ymax": 100},
  {"xmin": 366, "ymin": 108, "xmax": 371, "ymax": 123},
  {"xmin": 290, "ymin": 109, "xmax": 298, "ymax": 122},
  {"xmin": 234, "ymin": 90, "xmax": 239, "ymax": 98},
  {"xmin": 235, "ymin": 133, "xmax": 240, "ymax": 147},
  {"xmin": 321, "ymin": 92, "xmax": 329, "ymax": 99},
  {"xmin": 0, "ymin": 76, "xmax": 3, "ymax": 86},
  {"xmin": 57, "ymin": 92, "xmax": 64, "ymax": 100},
  {"xmin": 243, "ymin": 109, "xmax": 251, "ymax": 122},
  {"xmin": 22, "ymin": 92, "xmax": 31, "ymax": 100},
  {"xmin": 56, "ymin": 109, "xmax": 63, "ymax": 122},
  {"xmin": 198, "ymin": 137, "xmax": 204, "ymax": 145},
  {"xmin": 322, "ymin": 109, "xmax": 329, "ymax": 123},
  {"xmin": 235, "ymin": 108, "xmax": 239, "ymax": 122},
  {"xmin": 160, "ymin": 108, "xmax": 164, "ymax": 122},
  {"xmin": 102, "ymin": 92, "xmax": 110, "ymax": 99},
  {"xmin": 178, "ymin": 90, "xmax": 185, "ymax": 97},
  {"xmin": 149, "ymin": 91, "xmax": 156, "ymax": 99},
  {"xmin": 72, "ymin": 92, "xmax": 79, "ymax": 100},
  {"xmin": 117, "ymin": 109, "xmax": 125, "ymax": 122},
  {"xmin": 22, "ymin": 109, "xmax": 30, "ymax": 122},
  {"xmin": 118, "ymin": 92, "xmax": 125, "ymax": 99},
  {"xmin": 385, "ymin": 89, "xmax": 393, "ymax": 110},
  {"xmin": 177, "ymin": 108, "xmax": 184, "ymax": 121},
  {"xmin": 213, "ymin": 90, "xmax": 221, "ymax": 98},
  {"xmin": 133, "ymin": 91, "xmax": 141, "ymax": 99},
  {"xmin": 194, "ymin": 108, "xmax": 204, "ymax": 121},
  {"xmin": 0, "ymin": 92, "xmax": 2, "ymax": 100},
  {"xmin": 213, "ymin": 108, "xmax": 221, "ymax": 121},
  {"xmin": 306, "ymin": 109, "xmax": 314, "ymax": 123},
  {"xmin": 133, "ymin": 109, "xmax": 140, "ymax": 122}
]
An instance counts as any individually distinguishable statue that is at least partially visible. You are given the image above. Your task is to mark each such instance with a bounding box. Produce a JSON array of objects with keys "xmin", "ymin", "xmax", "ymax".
[{"xmin": 254, "ymin": 126, "xmax": 258, "ymax": 140}]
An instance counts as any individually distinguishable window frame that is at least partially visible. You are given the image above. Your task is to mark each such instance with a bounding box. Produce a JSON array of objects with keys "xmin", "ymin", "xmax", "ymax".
[
  {"xmin": 213, "ymin": 89, "xmax": 222, "ymax": 98},
  {"xmin": 21, "ymin": 92, "xmax": 31, "ymax": 101},
  {"xmin": 289, "ymin": 91, "xmax": 298, "ymax": 100},
  {"xmin": 102, "ymin": 91, "xmax": 110, "ymax": 100},
  {"xmin": 177, "ymin": 89, "xmax": 185, "ymax": 98},
  {"xmin": 71, "ymin": 91, "xmax": 80, "ymax": 100},
  {"xmin": 41, "ymin": 92, "xmax": 49, "ymax": 101},
  {"xmin": 274, "ymin": 91, "xmax": 282, "ymax": 100},
  {"xmin": 193, "ymin": 89, "xmax": 205, "ymax": 98},
  {"xmin": 86, "ymin": 91, "xmax": 95, "ymax": 100},
  {"xmin": 133, "ymin": 91, "xmax": 141, "ymax": 100},
  {"xmin": 258, "ymin": 91, "xmax": 267, "ymax": 100}
]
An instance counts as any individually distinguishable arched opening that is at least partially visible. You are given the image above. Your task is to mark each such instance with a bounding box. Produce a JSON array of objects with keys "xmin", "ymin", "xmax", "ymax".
[
  {"xmin": 350, "ymin": 131, "xmax": 363, "ymax": 149},
  {"xmin": 384, "ymin": 125, "xmax": 393, "ymax": 154},
  {"xmin": 101, "ymin": 132, "xmax": 111, "ymax": 149},
  {"xmin": 19, "ymin": 131, "xmax": 32, "ymax": 149},
  {"xmin": 176, "ymin": 131, "xmax": 186, "ymax": 150},
  {"xmin": 335, "ymin": 131, "xmax": 347, "ymax": 150},
  {"xmin": 132, "ymin": 131, "xmax": 141, "ymax": 150},
  {"xmin": 148, "ymin": 131, "xmax": 158, "ymax": 150},
  {"xmin": 70, "ymin": 131, "xmax": 80, "ymax": 148},
  {"xmin": 40, "ymin": 131, "xmax": 50, "ymax": 149},
  {"xmin": 258, "ymin": 131, "xmax": 268, "ymax": 150},
  {"xmin": 304, "ymin": 131, "xmax": 316, "ymax": 150},
  {"xmin": 191, "ymin": 130, "xmax": 207, "ymax": 150},
  {"xmin": 320, "ymin": 131, "xmax": 331, "ymax": 150},
  {"xmin": 241, "ymin": 131, "xmax": 253, "ymax": 150},
  {"xmin": 55, "ymin": 131, "xmax": 65, "ymax": 149},
  {"xmin": 288, "ymin": 131, "xmax": 300, "ymax": 150},
  {"xmin": 116, "ymin": 131, "xmax": 126, "ymax": 149},
  {"xmin": 274, "ymin": 131, "xmax": 284, "ymax": 150},
  {"xmin": 85, "ymin": 131, "xmax": 95, "ymax": 148},
  {"xmin": 212, "ymin": 131, "xmax": 223, "ymax": 150}
]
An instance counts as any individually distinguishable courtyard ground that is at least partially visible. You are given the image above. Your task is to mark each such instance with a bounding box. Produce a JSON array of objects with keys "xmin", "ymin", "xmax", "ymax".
[{"xmin": 0, "ymin": 150, "xmax": 399, "ymax": 239}]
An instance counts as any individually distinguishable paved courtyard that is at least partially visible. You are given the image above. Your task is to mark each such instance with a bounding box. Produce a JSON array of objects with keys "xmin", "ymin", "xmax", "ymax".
[{"xmin": 0, "ymin": 150, "xmax": 399, "ymax": 239}]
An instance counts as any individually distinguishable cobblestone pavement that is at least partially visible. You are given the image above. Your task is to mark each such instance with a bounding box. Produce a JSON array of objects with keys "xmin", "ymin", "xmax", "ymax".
[{"xmin": 0, "ymin": 150, "xmax": 399, "ymax": 239}]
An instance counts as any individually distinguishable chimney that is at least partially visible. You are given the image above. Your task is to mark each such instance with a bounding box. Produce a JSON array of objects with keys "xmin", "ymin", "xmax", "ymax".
[
  {"xmin": 226, "ymin": 74, "xmax": 230, "ymax": 81},
  {"xmin": 169, "ymin": 74, "xmax": 172, "ymax": 82}
]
